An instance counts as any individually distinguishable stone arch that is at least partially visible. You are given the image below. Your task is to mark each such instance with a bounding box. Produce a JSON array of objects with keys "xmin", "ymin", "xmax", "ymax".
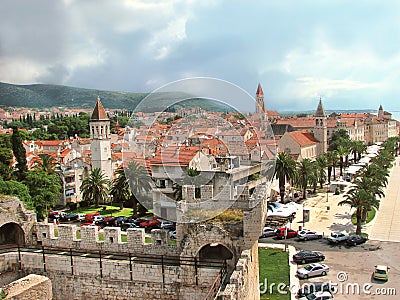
[
  {"xmin": 0, "ymin": 222, "xmax": 25, "ymax": 245},
  {"xmin": 197, "ymin": 243, "xmax": 233, "ymax": 261}
]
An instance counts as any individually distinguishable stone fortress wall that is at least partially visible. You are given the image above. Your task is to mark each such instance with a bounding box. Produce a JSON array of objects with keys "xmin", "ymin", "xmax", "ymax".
[{"xmin": 0, "ymin": 182, "xmax": 268, "ymax": 300}]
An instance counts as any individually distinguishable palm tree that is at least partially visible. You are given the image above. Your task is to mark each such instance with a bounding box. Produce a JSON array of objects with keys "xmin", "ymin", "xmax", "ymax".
[
  {"xmin": 336, "ymin": 145, "xmax": 349, "ymax": 178},
  {"xmin": 316, "ymin": 155, "xmax": 328, "ymax": 189},
  {"xmin": 326, "ymin": 150, "xmax": 339, "ymax": 183},
  {"xmin": 80, "ymin": 168, "xmax": 109, "ymax": 207},
  {"xmin": 273, "ymin": 152, "xmax": 296, "ymax": 203},
  {"xmin": 110, "ymin": 168, "xmax": 131, "ymax": 209},
  {"xmin": 35, "ymin": 154, "xmax": 59, "ymax": 174},
  {"xmin": 296, "ymin": 158, "xmax": 314, "ymax": 199},
  {"xmin": 124, "ymin": 160, "xmax": 152, "ymax": 217},
  {"xmin": 350, "ymin": 140, "xmax": 366, "ymax": 163}
]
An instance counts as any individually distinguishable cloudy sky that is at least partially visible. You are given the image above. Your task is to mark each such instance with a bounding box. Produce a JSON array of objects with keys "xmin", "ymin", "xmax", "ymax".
[{"xmin": 1, "ymin": 0, "xmax": 400, "ymax": 113}]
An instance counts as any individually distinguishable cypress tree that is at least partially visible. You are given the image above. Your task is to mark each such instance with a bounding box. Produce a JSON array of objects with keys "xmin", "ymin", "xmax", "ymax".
[{"xmin": 11, "ymin": 127, "xmax": 27, "ymax": 180}]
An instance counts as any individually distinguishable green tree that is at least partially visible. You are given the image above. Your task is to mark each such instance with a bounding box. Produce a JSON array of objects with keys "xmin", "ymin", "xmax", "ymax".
[
  {"xmin": 34, "ymin": 154, "xmax": 59, "ymax": 175},
  {"xmin": 0, "ymin": 178, "xmax": 32, "ymax": 207},
  {"xmin": 316, "ymin": 155, "xmax": 328, "ymax": 189},
  {"xmin": 11, "ymin": 127, "xmax": 27, "ymax": 180},
  {"xmin": 328, "ymin": 129, "xmax": 350, "ymax": 151},
  {"xmin": 80, "ymin": 168, "xmax": 109, "ymax": 208},
  {"xmin": 296, "ymin": 159, "xmax": 314, "ymax": 199},
  {"xmin": 24, "ymin": 170, "xmax": 61, "ymax": 219},
  {"xmin": 110, "ymin": 168, "xmax": 131, "ymax": 210},
  {"xmin": 337, "ymin": 144, "xmax": 350, "ymax": 178},
  {"xmin": 0, "ymin": 147, "xmax": 12, "ymax": 180},
  {"xmin": 326, "ymin": 150, "xmax": 339, "ymax": 183},
  {"xmin": 273, "ymin": 152, "xmax": 296, "ymax": 202},
  {"xmin": 125, "ymin": 161, "xmax": 153, "ymax": 217}
]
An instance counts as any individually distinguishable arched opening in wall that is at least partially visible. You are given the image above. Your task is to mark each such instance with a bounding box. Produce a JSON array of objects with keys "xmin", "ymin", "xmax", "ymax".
[
  {"xmin": 198, "ymin": 243, "xmax": 233, "ymax": 262},
  {"xmin": 0, "ymin": 223, "xmax": 25, "ymax": 246}
]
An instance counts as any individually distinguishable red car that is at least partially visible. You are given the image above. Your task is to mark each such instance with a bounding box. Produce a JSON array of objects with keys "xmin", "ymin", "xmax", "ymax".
[
  {"xmin": 140, "ymin": 218, "xmax": 161, "ymax": 228},
  {"xmin": 80, "ymin": 222, "xmax": 102, "ymax": 231},
  {"xmin": 276, "ymin": 227, "xmax": 298, "ymax": 239},
  {"xmin": 85, "ymin": 212, "xmax": 100, "ymax": 222}
]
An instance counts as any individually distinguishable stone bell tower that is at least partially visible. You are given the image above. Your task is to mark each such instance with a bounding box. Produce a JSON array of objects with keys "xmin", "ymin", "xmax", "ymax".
[
  {"xmin": 90, "ymin": 97, "xmax": 112, "ymax": 179},
  {"xmin": 314, "ymin": 98, "xmax": 328, "ymax": 155}
]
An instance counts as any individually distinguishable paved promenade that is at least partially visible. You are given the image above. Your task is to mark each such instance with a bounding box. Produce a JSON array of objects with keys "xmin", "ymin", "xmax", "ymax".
[{"xmin": 367, "ymin": 156, "xmax": 400, "ymax": 242}]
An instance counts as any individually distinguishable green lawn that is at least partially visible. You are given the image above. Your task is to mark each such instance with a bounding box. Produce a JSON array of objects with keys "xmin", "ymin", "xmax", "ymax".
[
  {"xmin": 70, "ymin": 205, "xmax": 135, "ymax": 217},
  {"xmin": 259, "ymin": 248, "xmax": 290, "ymax": 300},
  {"xmin": 351, "ymin": 207, "xmax": 376, "ymax": 225}
]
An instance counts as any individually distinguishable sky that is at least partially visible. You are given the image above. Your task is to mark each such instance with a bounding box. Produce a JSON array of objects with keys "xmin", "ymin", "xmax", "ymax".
[{"xmin": 1, "ymin": 0, "xmax": 400, "ymax": 113}]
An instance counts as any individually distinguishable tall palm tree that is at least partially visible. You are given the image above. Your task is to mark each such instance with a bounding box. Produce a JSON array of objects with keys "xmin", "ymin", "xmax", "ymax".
[
  {"xmin": 110, "ymin": 168, "xmax": 131, "ymax": 209},
  {"xmin": 296, "ymin": 158, "xmax": 314, "ymax": 199},
  {"xmin": 336, "ymin": 144, "xmax": 349, "ymax": 178},
  {"xmin": 80, "ymin": 168, "xmax": 109, "ymax": 207},
  {"xmin": 316, "ymin": 155, "xmax": 328, "ymax": 189},
  {"xmin": 326, "ymin": 150, "xmax": 339, "ymax": 183},
  {"xmin": 124, "ymin": 160, "xmax": 152, "ymax": 217},
  {"xmin": 349, "ymin": 140, "xmax": 366, "ymax": 163},
  {"xmin": 273, "ymin": 152, "xmax": 296, "ymax": 203}
]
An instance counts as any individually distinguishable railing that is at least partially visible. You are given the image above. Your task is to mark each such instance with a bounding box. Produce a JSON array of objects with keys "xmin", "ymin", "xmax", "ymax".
[{"xmin": 204, "ymin": 261, "xmax": 228, "ymax": 300}]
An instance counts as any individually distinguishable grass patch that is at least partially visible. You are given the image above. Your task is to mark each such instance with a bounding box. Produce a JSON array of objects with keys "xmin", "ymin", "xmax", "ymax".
[
  {"xmin": 259, "ymin": 248, "xmax": 290, "ymax": 300},
  {"xmin": 70, "ymin": 205, "xmax": 134, "ymax": 217},
  {"xmin": 351, "ymin": 208, "xmax": 376, "ymax": 225}
]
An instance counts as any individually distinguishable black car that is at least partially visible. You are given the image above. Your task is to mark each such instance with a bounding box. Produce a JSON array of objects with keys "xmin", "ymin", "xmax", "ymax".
[
  {"xmin": 346, "ymin": 234, "xmax": 367, "ymax": 246},
  {"xmin": 293, "ymin": 250, "xmax": 325, "ymax": 264},
  {"xmin": 114, "ymin": 216, "xmax": 131, "ymax": 226},
  {"xmin": 297, "ymin": 282, "xmax": 334, "ymax": 297},
  {"xmin": 60, "ymin": 213, "xmax": 78, "ymax": 222}
]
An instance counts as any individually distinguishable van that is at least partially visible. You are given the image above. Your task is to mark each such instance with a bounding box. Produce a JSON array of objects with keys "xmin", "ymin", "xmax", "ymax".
[{"xmin": 275, "ymin": 227, "xmax": 298, "ymax": 239}]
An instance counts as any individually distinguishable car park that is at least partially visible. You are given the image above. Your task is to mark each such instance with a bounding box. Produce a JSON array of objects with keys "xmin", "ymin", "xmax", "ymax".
[
  {"xmin": 299, "ymin": 291, "xmax": 334, "ymax": 300},
  {"xmin": 276, "ymin": 227, "xmax": 298, "ymax": 239},
  {"xmin": 260, "ymin": 227, "xmax": 276, "ymax": 238},
  {"xmin": 373, "ymin": 265, "xmax": 390, "ymax": 281},
  {"xmin": 297, "ymin": 230, "xmax": 323, "ymax": 241},
  {"xmin": 293, "ymin": 250, "xmax": 325, "ymax": 264},
  {"xmin": 60, "ymin": 213, "xmax": 78, "ymax": 222},
  {"xmin": 297, "ymin": 263, "xmax": 329, "ymax": 279},
  {"xmin": 80, "ymin": 222, "xmax": 102, "ymax": 231},
  {"xmin": 103, "ymin": 216, "xmax": 116, "ymax": 226},
  {"xmin": 297, "ymin": 282, "xmax": 334, "ymax": 298},
  {"xmin": 346, "ymin": 234, "xmax": 367, "ymax": 246},
  {"xmin": 85, "ymin": 212, "xmax": 100, "ymax": 222},
  {"xmin": 327, "ymin": 232, "xmax": 349, "ymax": 244},
  {"xmin": 114, "ymin": 216, "xmax": 131, "ymax": 226},
  {"xmin": 93, "ymin": 215, "xmax": 105, "ymax": 224}
]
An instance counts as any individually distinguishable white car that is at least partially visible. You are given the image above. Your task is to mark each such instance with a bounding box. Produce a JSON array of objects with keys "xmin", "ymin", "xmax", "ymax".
[
  {"xmin": 327, "ymin": 232, "xmax": 349, "ymax": 244},
  {"xmin": 169, "ymin": 230, "xmax": 177, "ymax": 239},
  {"xmin": 299, "ymin": 291, "xmax": 334, "ymax": 300},
  {"xmin": 297, "ymin": 263, "xmax": 329, "ymax": 279},
  {"xmin": 260, "ymin": 227, "xmax": 276, "ymax": 238},
  {"xmin": 298, "ymin": 230, "xmax": 323, "ymax": 241}
]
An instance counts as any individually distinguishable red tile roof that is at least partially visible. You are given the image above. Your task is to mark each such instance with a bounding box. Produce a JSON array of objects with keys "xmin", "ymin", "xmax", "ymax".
[
  {"xmin": 150, "ymin": 146, "xmax": 201, "ymax": 166},
  {"xmin": 288, "ymin": 130, "xmax": 319, "ymax": 146}
]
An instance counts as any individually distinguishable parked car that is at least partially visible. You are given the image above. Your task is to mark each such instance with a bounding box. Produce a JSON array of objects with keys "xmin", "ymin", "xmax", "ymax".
[
  {"xmin": 297, "ymin": 230, "xmax": 323, "ymax": 241},
  {"xmin": 276, "ymin": 227, "xmax": 298, "ymax": 239},
  {"xmin": 373, "ymin": 265, "xmax": 390, "ymax": 281},
  {"xmin": 169, "ymin": 230, "xmax": 177, "ymax": 239},
  {"xmin": 327, "ymin": 232, "xmax": 349, "ymax": 244},
  {"xmin": 80, "ymin": 222, "xmax": 102, "ymax": 231},
  {"xmin": 77, "ymin": 214, "xmax": 86, "ymax": 221},
  {"xmin": 114, "ymin": 216, "xmax": 131, "ymax": 226},
  {"xmin": 297, "ymin": 282, "xmax": 334, "ymax": 298},
  {"xmin": 293, "ymin": 250, "xmax": 325, "ymax": 264},
  {"xmin": 159, "ymin": 220, "xmax": 175, "ymax": 230},
  {"xmin": 140, "ymin": 218, "xmax": 161, "ymax": 229},
  {"xmin": 260, "ymin": 227, "xmax": 276, "ymax": 238},
  {"xmin": 121, "ymin": 223, "xmax": 139, "ymax": 231},
  {"xmin": 103, "ymin": 216, "xmax": 116, "ymax": 226},
  {"xmin": 60, "ymin": 213, "xmax": 78, "ymax": 222},
  {"xmin": 346, "ymin": 234, "xmax": 367, "ymax": 246},
  {"xmin": 132, "ymin": 218, "xmax": 147, "ymax": 226},
  {"xmin": 93, "ymin": 215, "xmax": 105, "ymax": 225},
  {"xmin": 299, "ymin": 291, "xmax": 334, "ymax": 300},
  {"xmin": 296, "ymin": 263, "xmax": 329, "ymax": 279},
  {"xmin": 85, "ymin": 212, "xmax": 100, "ymax": 222},
  {"xmin": 48, "ymin": 211, "xmax": 60, "ymax": 220}
]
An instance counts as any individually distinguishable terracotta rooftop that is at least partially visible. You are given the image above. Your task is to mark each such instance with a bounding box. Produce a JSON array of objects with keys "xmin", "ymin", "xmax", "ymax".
[
  {"xmin": 287, "ymin": 130, "xmax": 319, "ymax": 146},
  {"xmin": 150, "ymin": 146, "xmax": 202, "ymax": 167}
]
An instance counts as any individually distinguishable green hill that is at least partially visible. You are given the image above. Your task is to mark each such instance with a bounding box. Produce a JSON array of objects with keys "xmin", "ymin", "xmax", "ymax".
[{"xmin": 0, "ymin": 82, "xmax": 233, "ymax": 112}]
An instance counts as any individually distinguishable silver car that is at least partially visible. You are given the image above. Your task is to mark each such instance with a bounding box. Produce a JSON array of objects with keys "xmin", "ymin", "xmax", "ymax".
[
  {"xmin": 297, "ymin": 263, "xmax": 329, "ymax": 279},
  {"xmin": 298, "ymin": 230, "xmax": 323, "ymax": 241}
]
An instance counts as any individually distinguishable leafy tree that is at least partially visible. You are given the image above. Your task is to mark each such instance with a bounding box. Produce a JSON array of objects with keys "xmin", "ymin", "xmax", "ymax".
[
  {"xmin": 273, "ymin": 152, "xmax": 296, "ymax": 202},
  {"xmin": 80, "ymin": 168, "xmax": 109, "ymax": 208},
  {"xmin": 11, "ymin": 127, "xmax": 27, "ymax": 180},
  {"xmin": 0, "ymin": 147, "xmax": 12, "ymax": 180},
  {"xmin": 23, "ymin": 170, "xmax": 61, "ymax": 219},
  {"xmin": 0, "ymin": 178, "xmax": 32, "ymax": 207},
  {"xmin": 328, "ymin": 129, "xmax": 350, "ymax": 151}
]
